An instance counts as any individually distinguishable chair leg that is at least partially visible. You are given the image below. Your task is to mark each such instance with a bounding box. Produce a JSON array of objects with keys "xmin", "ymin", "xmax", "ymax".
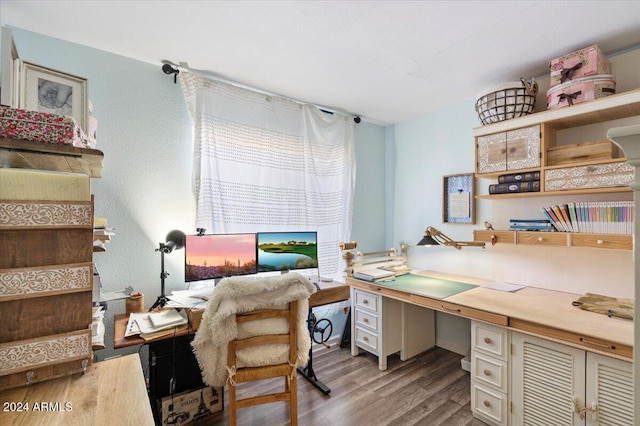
[
  {"xmin": 228, "ymin": 384, "xmax": 237, "ymax": 426},
  {"xmin": 290, "ymin": 376, "xmax": 298, "ymax": 426}
]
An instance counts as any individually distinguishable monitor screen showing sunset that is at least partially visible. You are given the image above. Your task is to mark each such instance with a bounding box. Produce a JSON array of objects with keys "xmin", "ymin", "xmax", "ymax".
[{"xmin": 185, "ymin": 233, "xmax": 257, "ymax": 282}]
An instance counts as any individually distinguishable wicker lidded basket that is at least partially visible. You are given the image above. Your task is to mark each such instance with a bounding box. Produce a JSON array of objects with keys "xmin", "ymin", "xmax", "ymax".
[{"xmin": 475, "ymin": 78, "xmax": 538, "ymax": 125}]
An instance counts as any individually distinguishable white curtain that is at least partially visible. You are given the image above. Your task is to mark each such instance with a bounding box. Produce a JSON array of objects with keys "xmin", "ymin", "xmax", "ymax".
[{"xmin": 180, "ymin": 72, "xmax": 355, "ymax": 279}]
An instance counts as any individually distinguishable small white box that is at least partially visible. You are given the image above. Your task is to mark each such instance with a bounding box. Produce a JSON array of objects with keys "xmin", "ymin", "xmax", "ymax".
[{"xmin": 461, "ymin": 355, "xmax": 471, "ymax": 372}]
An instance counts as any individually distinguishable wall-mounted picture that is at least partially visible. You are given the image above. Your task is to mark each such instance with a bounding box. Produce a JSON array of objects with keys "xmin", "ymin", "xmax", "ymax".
[
  {"xmin": 443, "ymin": 173, "xmax": 475, "ymax": 224},
  {"xmin": 15, "ymin": 59, "xmax": 88, "ymax": 132}
]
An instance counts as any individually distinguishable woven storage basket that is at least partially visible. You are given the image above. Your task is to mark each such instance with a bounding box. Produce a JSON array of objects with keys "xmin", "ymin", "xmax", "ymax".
[{"xmin": 475, "ymin": 78, "xmax": 538, "ymax": 125}]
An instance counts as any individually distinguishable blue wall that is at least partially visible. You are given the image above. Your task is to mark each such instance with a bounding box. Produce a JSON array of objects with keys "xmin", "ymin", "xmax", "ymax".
[{"xmin": 6, "ymin": 27, "xmax": 388, "ymax": 359}]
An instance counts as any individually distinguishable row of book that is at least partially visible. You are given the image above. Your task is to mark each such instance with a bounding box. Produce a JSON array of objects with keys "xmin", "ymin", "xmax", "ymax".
[
  {"xmin": 489, "ymin": 172, "xmax": 541, "ymax": 194},
  {"xmin": 539, "ymin": 202, "xmax": 634, "ymax": 234}
]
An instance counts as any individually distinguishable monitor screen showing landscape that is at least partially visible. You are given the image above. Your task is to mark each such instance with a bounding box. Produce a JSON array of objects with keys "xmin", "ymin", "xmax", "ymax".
[
  {"xmin": 185, "ymin": 233, "xmax": 257, "ymax": 282},
  {"xmin": 257, "ymin": 231, "xmax": 318, "ymax": 272}
]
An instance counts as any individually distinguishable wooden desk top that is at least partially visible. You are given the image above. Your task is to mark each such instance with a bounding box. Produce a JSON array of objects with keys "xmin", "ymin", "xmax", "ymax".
[
  {"xmin": 0, "ymin": 354, "xmax": 154, "ymax": 425},
  {"xmin": 310, "ymin": 279, "xmax": 350, "ymax": 308},
  {"xmin": 114, "ymin": 281, "xmax": 350, "ymax": 349},
  {"xmin": 347, "ymin": 270, "xmax": 633, "ymax": 360}
]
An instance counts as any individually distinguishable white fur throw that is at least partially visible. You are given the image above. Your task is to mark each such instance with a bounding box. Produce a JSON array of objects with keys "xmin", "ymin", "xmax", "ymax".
[{"xmin": 192, "ymin": 272, "xmax": 316, "ymax": 386}]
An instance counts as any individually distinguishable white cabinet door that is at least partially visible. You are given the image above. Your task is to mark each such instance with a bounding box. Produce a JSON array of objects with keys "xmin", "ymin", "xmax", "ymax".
[
  {"xmin": 511, "ymin": 332, "xmax": 585, "ymax": 426},
  {"xmin": 585, "ymin": 353, "xmax": 633, "ymax": 426}
]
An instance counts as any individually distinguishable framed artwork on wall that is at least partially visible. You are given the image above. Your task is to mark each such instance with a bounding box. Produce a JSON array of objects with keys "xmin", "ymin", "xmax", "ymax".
[
  {"xmin": 443, "ymin": 173, "xmax": 475, "ymax": 224},
  {"xmin": 15, "ymin": 60, "xmax": 88, "ymax": 132}
]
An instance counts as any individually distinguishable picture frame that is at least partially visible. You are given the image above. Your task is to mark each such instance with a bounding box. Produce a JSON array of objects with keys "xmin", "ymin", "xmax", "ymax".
[
  {"xmin": 443, "ymin": 173, "xmax": 475, "ymax": 224},
  {"xmin": 15, "ymin": 60, "xmax": 88, "ymax": 132}
]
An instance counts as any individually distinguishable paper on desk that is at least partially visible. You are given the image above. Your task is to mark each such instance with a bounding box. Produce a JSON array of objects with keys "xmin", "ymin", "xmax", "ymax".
[
  {"xmin": 484, "ymin": 281, "xmax": 526, "ymax": 292},
  {"xmin": 125, "ymin": 313, "xmax": 144, "ymax": 337},
  {"xmin": 165, "ymin": 288, "xmax": 215, "ymax": 309}
]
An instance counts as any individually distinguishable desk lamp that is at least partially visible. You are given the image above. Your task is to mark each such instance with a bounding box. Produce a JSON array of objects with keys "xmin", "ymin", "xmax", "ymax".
[
  {"xmin": 417, "ymin": 226, "xmax": 485, "ymax": 250},
  {"xmin": 149, "ymin": 229, "xmax": 186, "ymax": 310}
]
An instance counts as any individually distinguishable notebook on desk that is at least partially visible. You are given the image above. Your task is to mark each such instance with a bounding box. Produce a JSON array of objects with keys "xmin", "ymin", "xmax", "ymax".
[
  {"xmin": 149, "ymin": 309, "xmax": 187, "ymax": 328},
  {"xmin": 354, "ymin": 268, "xmax": 395, "ymax": 282}
]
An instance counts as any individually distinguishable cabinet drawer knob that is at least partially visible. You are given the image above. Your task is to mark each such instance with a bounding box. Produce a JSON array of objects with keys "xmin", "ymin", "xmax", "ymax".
[
  {"xmin": 363, "ymin": 336, "xmax": 369, "ymax": 341},
  {"xmin": 597, "ymin": 239, "xmax": 604, "ymax": 245},
  {"xmin": 363, "ymin": 318, "xmax": 369, "ymax": 323},
  {"xmin": 363, "ymin": 299, "xmax": 369, "ymax": 305},
  {"xmin": 483, "ymin": 400, "xmax": 491, "ymax": 407},
  {"xmin": 483, "ymin": 369, "xmax": 492, "ymax": 376},
  {"xmin": 537, "ymin": 237, "xmax": 544, "ymax": 242},
  {"xmin": 484, "ymin": 337, "xmax": 492, "ymax": 344}
]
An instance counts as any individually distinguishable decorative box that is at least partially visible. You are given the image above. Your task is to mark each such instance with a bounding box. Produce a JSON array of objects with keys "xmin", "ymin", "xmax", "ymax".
[
  {"xmin": 0, "ymin": 105, "xmax": 89, "ymax": 148},
  {"xmin": 546, "ymin": 75, "xmax": 615, "ymax": 109},
  {"xmin": 549, "ymin": 44, "xmax": 610, "ymax": 87},
  {"xmin": 545, "ymin": 161, "xmax": 633, "ymax": 191},
  {"xmin": 159, "ymin": 386, "xmax": 223, "ymax": 424},
  {"xmin": 546, "ymin": 139, "xmax": 619, "ymax": 167}
]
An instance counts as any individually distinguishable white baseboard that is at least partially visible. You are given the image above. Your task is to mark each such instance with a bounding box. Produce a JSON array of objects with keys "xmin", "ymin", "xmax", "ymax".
[{"xmin": 436, "ymin": 337, "xmax": 469, "ymax": 356}]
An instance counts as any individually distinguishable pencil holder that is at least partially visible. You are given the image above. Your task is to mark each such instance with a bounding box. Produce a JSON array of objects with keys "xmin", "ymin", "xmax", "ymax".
[{"xmin": 126, "ymin": 293, "xmax": 144, "ymax": 314}]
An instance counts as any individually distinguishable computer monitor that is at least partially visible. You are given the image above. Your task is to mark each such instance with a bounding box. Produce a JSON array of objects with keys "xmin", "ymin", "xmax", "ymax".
[
  {"xmin": 256, "ymin": 231, "xmax": 318, "ymax": 273},
  {"xmin": 184, "ymin": 233, "xmax": 257, "ymax": 282}
]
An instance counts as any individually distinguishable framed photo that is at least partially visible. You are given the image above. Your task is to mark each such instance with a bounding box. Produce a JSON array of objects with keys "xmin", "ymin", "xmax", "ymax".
[
  {"xmin": 15, "ymin": 60, "xmax": 88, "ymax": 132},
  {"xmin": 443, "ymin": 173, "xmax": 475, "ymax": 224}
]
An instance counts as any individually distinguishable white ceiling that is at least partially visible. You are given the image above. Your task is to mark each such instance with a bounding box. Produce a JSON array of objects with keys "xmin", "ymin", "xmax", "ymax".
[{"xmin": 2, "ymin": 1, "xmax": 640, "ymax": 125}]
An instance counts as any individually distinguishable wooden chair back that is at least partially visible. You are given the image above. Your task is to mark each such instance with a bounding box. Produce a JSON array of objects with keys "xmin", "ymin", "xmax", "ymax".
[{"xmin": 227, "ymin": 300, "xmax": 299, "ymax": 426}]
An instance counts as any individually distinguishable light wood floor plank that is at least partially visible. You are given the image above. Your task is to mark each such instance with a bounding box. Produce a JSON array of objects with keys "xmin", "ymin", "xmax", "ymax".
[{"xmin": 197, "ymin": 345, "xmax": 488, "ymax": 425}]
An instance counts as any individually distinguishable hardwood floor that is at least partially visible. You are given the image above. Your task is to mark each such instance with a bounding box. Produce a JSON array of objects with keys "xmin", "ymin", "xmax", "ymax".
[{"xmin": 200, "ymin": 345, "xmax": 488, "ymax": 425}]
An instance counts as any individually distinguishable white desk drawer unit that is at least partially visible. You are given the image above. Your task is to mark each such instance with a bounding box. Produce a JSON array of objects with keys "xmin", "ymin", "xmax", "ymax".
[
  {"xmin": 472, "ymin": 321, "xmax": 509, "ymax": 361},
  {"xmin": 471, "ymin": 382, "xmax": 508, "ymax": 426},
  {"xmin": 354, "ymin": 309, "xmax": 378, "ymax": 332},
  {"xmin": 354, "ymin": 326, "xmax": 378, "ymax": 353},
  {"xmin": 354, "ymin": 289, "xmax": 379, "ymax": 313},
  {"xmin": 351, "ymin": 287, "xmax": 403, "ymax": 370},
  {"xmin": 471, "ymin": 320, "xmax": 509, "ymax": 426},
  {"xmin": 472, "ymin": 352, "xmax": 508, "ymax": 391}
]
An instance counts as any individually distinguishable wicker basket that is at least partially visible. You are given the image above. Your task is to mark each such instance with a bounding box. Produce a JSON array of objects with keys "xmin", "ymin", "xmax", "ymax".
[{"xmin": 475, "ymin": 78, "xmax": 538, "ymax": 125}]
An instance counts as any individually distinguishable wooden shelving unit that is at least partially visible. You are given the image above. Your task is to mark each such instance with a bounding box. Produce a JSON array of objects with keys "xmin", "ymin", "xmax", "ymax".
[
  {"xmin": 0, "ymin": 138, "xmax": 105, "ymax": 390},
  {"xmin": 474, "ymin": 89, "xmax": 640, "ymax": 199}
]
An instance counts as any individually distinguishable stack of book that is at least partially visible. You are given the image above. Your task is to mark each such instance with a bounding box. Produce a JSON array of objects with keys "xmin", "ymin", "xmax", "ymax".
[
  {"xmin": 94, "ymin": 217, "xmax": 115, "ymax": 251},
  {"xmin": 509, "ymin": 219, "xmax": 555, "ymax": 232},
  {"xmin": 489, "ymin": 172, "xmax": 541, "ymax": 194},
  {"xmin": 540, "ymin": 201, "xmax": 633, "ymax": 234}
]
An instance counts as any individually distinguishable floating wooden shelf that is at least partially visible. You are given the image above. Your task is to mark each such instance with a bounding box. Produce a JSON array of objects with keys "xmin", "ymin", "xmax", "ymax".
[{"xmin": 473, "ymin": 229, "xmax": 632, "ymax": 250}]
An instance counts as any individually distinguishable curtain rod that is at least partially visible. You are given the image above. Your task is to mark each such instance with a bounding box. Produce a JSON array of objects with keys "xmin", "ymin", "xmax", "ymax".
[{"xmin": 161, "ymin": 60, "xmax": 361, "ymax": 123}]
